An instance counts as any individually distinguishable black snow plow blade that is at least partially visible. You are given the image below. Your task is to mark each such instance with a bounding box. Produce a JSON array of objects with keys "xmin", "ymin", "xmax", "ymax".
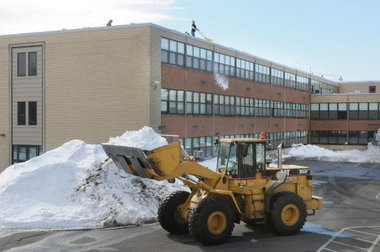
[{"xmin": 102, "ymin": 144, "xmax": 154, "ymax": 178}]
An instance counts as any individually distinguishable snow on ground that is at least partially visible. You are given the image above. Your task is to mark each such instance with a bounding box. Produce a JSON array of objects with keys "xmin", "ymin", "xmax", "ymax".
[
  {"xmin": 199, "ymin": 143, "xmax": 380, "ymax": 179},
  {"xmin": 0, "ymin": 127, "xmax": 182, "ymax": 230},
  {"xmin": 284, "ymin": 143, "xmax": 380, "ymax": 163},
  {"xmin": 302, "ymin": 223, "xmax": 354, "ymax": 238},
  {"xmin": 199, "ymin": 157, "xmax": 217, "ymax": 171}
]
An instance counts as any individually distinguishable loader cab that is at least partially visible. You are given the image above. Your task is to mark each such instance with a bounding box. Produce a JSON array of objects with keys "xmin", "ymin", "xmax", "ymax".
[{"xmin": 217, "ymin": 139, "xmax": 267, "ymax": 178}]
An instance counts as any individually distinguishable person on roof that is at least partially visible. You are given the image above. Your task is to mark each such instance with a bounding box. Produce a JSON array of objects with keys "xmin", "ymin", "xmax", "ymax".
[{"xmin": 191, "ymin": 20, "xmax": 198, "ymax": 37}]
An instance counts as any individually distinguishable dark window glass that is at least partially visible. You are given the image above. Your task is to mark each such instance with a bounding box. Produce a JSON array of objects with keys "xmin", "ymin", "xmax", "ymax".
[
  {"xmin": 17, "ymin": 53, "xmax": 26, "ymax": 76},
  {"xmin": 338, "ymin": 103, "xmax": 347, "ymax": 119},
  {"xmin": 319, "ymin": 131, "xmax": 329, "ymax": 144},
  {"xmin": 28, "ymin": 101, "xmax": 37, "ymax": 125},
  {"xmin": 349, "ymin": 103, "xmax": 358, "ymax": 120},
  {"xmin": 359, "ymin": 131, "xmax": 368, "ymax": 144},
  {"xmin": 161, "ymin": 101, "xmax": 168, "ymax": 113},
  {"xmin": 338, "ymin": 131, "xmax": 347, "ymax": 144},
  {"xmin": 369, "ymin": 103, "xmax": 379, "ymax": 120},
  {"xmin": 28, "ymin": 52, "xmax": 37, "ymax": 76},
  {"xmin": 358, "ymin": 103, "xmax": 368, "ymax": 120},
  {"xmin": 328, "ymin": 131, "xmax": 338, "ymax": 144},
  {"xmin": 17, "ymin": 102, "xmax": 26, "ymax": 125},
  {"xmin": 12, "ymin": 145, "xmax": 41, "ymax": 164},
  {"xmin": 169, "ymin": 101, "xmax": 176, "ymax": 113},
  {"xmin": 338, "ymin": 111, "xmax": 347, "ymax": 119},
  {"xmin": 161, "ymin": 50, "xmax": 168, "ymax": 63},
  {"xmin": 369, "ymin": 86, "xmax": 376, "ymax": 93},
  {"xmin": 169, "ymin": 52, "xmax": 176, "ymax": 64},
  {"xmin": 329, "ymin": 103, "xmax": 338, "ymax": 119},
  {"xmin": 349, "ymin": 131, "xmax": 359, "ymax": 144},
  {"xmin": 177, "ymin": 54, "xmax": 184, "ymax": 66},
  {"xmin": 319, "ymin": 103, "xmax": 328, "ymax": 119}
]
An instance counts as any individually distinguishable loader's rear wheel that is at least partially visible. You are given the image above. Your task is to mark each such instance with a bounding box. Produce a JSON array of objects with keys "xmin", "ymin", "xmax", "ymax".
[
  {"xmin": 269, "ymin": 192, "xmax": 306, "ymax": 235},
  {"xmin": 158, "ymin": 191, "xmax": 190, "ymax": 234},
  {"xmin": 189, "ymin": 198, "xmax": 234, "ymax": 245}
]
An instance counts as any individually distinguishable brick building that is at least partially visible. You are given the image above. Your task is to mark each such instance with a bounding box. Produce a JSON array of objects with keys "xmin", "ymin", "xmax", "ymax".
[{"xmin": 0, "ymin": 23, "xmax": 379, "ymax": 170}]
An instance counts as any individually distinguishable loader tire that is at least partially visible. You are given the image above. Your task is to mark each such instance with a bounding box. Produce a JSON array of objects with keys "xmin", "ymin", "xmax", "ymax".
[
  {"xmin": 158, "ymin": 191, "xmax": 190, "ymax": 234},
  {"xmin": 189, "ymin": 198, "xmax": 234, "ymax": 245},
  {"xmin": 269, "ymin": 191, "xmax": 306, "ymax": 235}
]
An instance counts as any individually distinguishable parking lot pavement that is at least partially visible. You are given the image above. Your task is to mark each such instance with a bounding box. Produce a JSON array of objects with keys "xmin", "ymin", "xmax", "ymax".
[
  {"xmin": 317, "ymin": 226, "xmax": 380, "ymax": 252},
  {"xmin": 1, "ymin": 160, "xmax": 379, "ymax": 251}
]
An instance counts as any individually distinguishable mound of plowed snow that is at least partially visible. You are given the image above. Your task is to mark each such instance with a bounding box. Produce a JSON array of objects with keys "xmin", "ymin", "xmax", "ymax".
[
  {"xmin": 0, "ymin": 127, "xmax": 182, "ymax": 230},
  {"xmin": 284, "ymin": 144, "xmax": 380, "ymax": 163}
]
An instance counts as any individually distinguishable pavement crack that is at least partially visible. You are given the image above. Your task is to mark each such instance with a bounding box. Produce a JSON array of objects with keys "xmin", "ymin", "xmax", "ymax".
[
  {"xmin": 1, "ymin": 231, "xmax": 48, "ymax": 250},
  {"xmin": 16, "ymin": 232, "xmax": 48, "ymax": 244}
]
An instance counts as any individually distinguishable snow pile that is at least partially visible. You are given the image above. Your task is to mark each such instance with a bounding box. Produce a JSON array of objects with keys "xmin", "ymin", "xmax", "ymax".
[
  {"xmin": 284, "ymin": 144, "xmax": 380, "ymax": 163},
  {"xmin": 0, "ymin": 127, "xmax": 182, "ymax": 230},
  {"xmin": 107, "ymin": 126, "xmax": 168, "ymax": 151}
]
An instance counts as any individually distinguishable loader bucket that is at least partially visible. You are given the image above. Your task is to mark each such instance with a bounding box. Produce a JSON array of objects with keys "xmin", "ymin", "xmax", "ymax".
[
  {"xmin": 102, "ymin": 142, "xmax": 182, "ymax": 179},
  {"xmin": 146, "ymin": 142, "xmax": 181, "ymax": 177},
  {"xmin": 101, "ymin": 144, "xmax": 155, "ymax": 178}
]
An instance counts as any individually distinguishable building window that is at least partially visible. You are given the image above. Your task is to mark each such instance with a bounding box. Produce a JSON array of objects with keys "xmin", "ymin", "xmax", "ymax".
[
  {"xmin": 311, "ymin": 131, "xmax": 348, "ymax": 144},
  {"xmin": 319, "ymin": 103, "xmax": 328, "ymax": 119},
  {"xmin": 271, "ymin": 68, "xmax": 284, "ymax": 86},
  {"xmin": 28, "ymin": 101, "xmax": 37, "ymax": 125},
  {"xmin": 358, "ymin": 102, "xmax": 368, "ymax": 120},
  {"xmin": 369, "ymin": 86, "xmax": 376, "ymax": 93},
  {"xmin": 214, "ymin": 52, "xmax": 235, "ymax": 77},
  {"xmin": 236, "ymin": 58, "xmax": 254, "ymax": 80},
  {"xmin": 160, "ymin": 89, "xmax": 184, "ymax": 114},
  {"xmin": 186, "ymin": 44, "xmax": 213, "ymax": 72},
  {"xmin": 17, "ymin": 53, "xmax": 26, "ymax": 76},
  {"xmin": 349, "ymin": 103, "xmax": 358, "ymax": 120},
  {"xmin": 311, "ymin": 80, "xmax": 338, "ymax": 94},
  {"xmin": 328, "ymin": 103, "xmax": 338, "ymax": 119},
  {"xmin": 284, "ymin": 72, "xmax": 296, "ymax": 89},
  {"xmin": 28, "ymin": 52, "xmax": 37, "ymax": 76},
  {"xmin": 338, "ymin": 103, "xmax": 347, "ymax": 119},
  {"xmin": 255, "ymin": 64, "xmax": 270, "ymax": 84},
  {"xmin": 17, "ymin": 101, "xmax": 38, "ymax": 125},
  {"xmin": 160, "ymin": 89, "xmax": 168, "ymax": 113},
  {"xmin": 17, "ymin": 102, "xmax": 26, "ymax": 125},
  {"xmin": 161, "ymin": 38, "xmax": 184, "ymax": 66},
  {"xmin": 12, "ymin": 145, "xmax": 41, "ymax": 163},
  {"xmin": 369, "ymin": 102, "xmax": 379, "ymax": 120},
  {"xmin": 296, "ymin": 76, "xmax": 309, "ymax": 91}
]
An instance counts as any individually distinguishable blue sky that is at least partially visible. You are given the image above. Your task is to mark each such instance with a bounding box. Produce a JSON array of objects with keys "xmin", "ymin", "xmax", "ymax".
[
  {"xmin": 1, "ymin": 0, "xmax": 378, "ymax": 81},
  {"xmin": 159, "ymin": 0, "xmax": 380, "ymax": 81}
]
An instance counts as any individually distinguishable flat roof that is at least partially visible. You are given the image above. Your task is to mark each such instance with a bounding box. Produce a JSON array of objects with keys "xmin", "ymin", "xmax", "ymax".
[
  {"xmin": 0, "ymin": 22, "xmax": 342, "ymax": 86},
  {"xmin": 311, "ymin": 92, "xmax": 380, "ymax": 96},
  {"xmin": 339, "ymin": 81, "xmax": 380, "ymax": 85}
]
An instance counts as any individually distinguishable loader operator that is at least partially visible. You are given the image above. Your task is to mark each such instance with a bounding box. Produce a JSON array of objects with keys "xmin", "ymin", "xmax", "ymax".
[{"xmin": 191, "ymin": 20, "xmax": 198, "ymax": 37}]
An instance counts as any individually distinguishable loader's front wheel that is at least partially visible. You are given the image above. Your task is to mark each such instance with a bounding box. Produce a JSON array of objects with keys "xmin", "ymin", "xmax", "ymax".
[
  {"xmin": 189, "ymin": 198, "xmax": 234, "ymax": 245},
  {"xmin": 158, "ymin": 191, "xmax": 190, "ymax": 234},
  {"xmin": 269, "ymin": 192, "xmax": 306, "ymax": 235}
]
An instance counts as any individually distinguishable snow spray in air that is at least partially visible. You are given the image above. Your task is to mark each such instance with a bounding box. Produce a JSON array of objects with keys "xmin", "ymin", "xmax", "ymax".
[{"xmin": 213, "ymin": 64, "xmax": 229, "ymax": 90}]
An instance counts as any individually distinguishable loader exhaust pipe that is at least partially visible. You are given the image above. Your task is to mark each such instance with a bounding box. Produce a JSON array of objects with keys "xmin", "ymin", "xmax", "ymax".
[{"xmin": 277, "ymin": 142, "xmax": 284, "ymax": 169}]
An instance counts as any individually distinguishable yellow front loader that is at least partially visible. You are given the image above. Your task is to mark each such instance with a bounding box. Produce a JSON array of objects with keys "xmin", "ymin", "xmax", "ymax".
[{"xmin": 102, "ymin": 139, "xmax": 323, "ymax": 245}]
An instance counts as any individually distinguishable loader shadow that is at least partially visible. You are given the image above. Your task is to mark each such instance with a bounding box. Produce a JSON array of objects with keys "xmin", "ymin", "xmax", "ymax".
[
  {"xmin": 166, "ymin": 224, "xmax": 270, "ymax": 247},
  {"xmin": 166, "ymin": 224, "xmax": 333, "ymax": 251}
]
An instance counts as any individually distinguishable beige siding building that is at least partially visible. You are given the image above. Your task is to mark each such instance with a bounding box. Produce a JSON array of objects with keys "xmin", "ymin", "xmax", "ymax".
[{"xmin": 0, "ymin": 24, "xmax": 162, "ymax": 170}]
